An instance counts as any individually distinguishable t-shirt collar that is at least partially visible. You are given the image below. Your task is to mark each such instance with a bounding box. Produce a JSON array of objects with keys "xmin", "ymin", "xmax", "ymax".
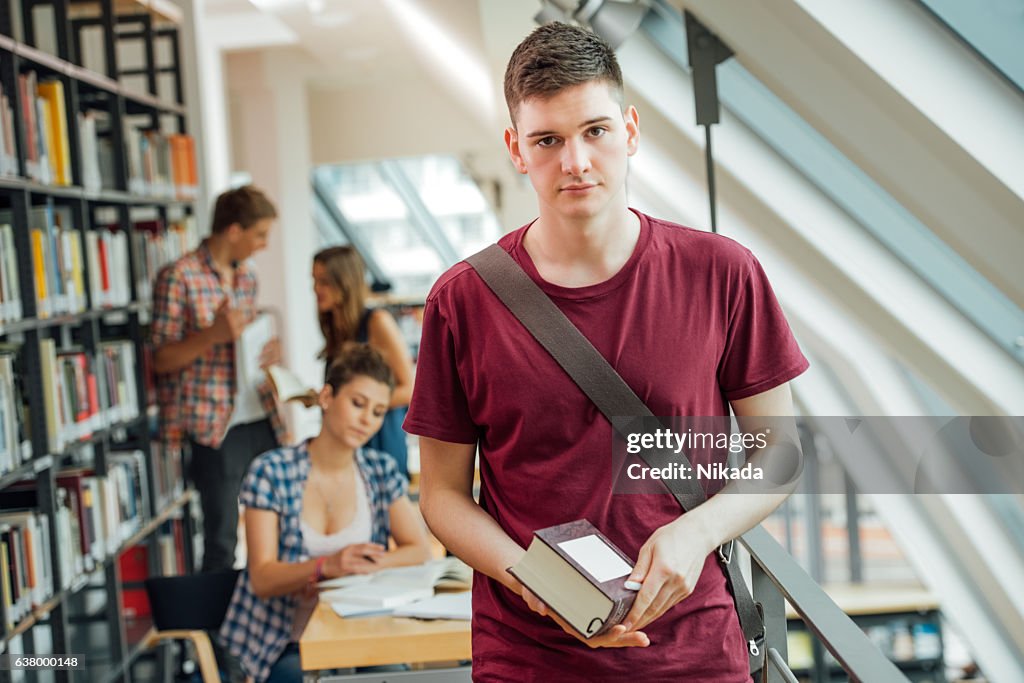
[{"xmin": 510, "ymin": 208, "xmax": 651, "ymax": 301}]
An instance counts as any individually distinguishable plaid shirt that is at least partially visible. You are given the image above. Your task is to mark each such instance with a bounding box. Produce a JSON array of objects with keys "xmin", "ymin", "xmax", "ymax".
[
  {"xmin": 151, "ymin": 241, "xmax": 285, "ymax": 450},
  {"xmin": 218, "ymin": 440, "xmax": 408, "ymax": 683}
]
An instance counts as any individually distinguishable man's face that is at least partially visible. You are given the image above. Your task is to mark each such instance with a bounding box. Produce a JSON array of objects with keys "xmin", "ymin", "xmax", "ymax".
[
  {"xmin": 229, "ymin": 217, "xmax": 273, "ymax": 261},
  {"xmin": 505, "ymin": 80, "xmax": 639, "ymax": 222}
]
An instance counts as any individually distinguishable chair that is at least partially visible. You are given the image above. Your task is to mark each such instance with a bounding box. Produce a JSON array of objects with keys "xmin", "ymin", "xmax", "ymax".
[{"xmin": 143, "ymin": 569, "xmax": 241, "ymax": 683}]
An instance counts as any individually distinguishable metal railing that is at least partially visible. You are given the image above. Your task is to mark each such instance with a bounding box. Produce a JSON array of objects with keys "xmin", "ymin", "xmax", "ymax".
[{"xmin": 745, "ymin": 525, "xmax": 909, "ymax": 682}]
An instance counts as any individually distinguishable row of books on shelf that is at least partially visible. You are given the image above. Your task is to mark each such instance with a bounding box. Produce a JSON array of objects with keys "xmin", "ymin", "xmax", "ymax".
[
  {"xmin": 120, "ymin": 519, "xmax": 189, "ymax": 619},
  {"xmin": 0, "ymin": 352, "xmax": 32, "ymax": 473},
  {"xmin": 0, "ymin": 453, "xmax": 157, "ymax": 628},
  {"xmin": 0, "ymin": 72, "xmax": 71, "ymax": 186},
  {"xmin": 0, "ymin": 225, "xmax": 23, "ymax": 324},
  {"xmin": 1, "ymin": 340, "xmax": 144, "ymax": 472},
  {"xmin": 0, "ymin": 72, "xmax": 198, "ymax": 198},
  {"xmin": 0, "ymin": 213, "xmax": 198, "ymax": 324},
  {"xmin": 787, "ymin": 618, "xmax": 943, "ymax": 671},
  {"xmin": 39, "ymin": 339, "xmax": 140, "ymax": 455},
  {"xmin": 149, "ymin": 441, "xmax": 185, "ymax": 514},
  {"xmin": 0, "ymin": 82, "xmax": 18, "ymax": 177},
  {"xmin": 131, "ymin": 216, "xmax": 200, "ymax": 303},
  {"xmin": 124, "ymin": 125, "xmax": 198, "ymax": 200}
]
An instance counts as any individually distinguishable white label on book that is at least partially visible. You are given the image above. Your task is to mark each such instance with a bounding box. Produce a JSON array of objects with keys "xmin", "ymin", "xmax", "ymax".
[{"xmin": 557, "ymin": 534, "xmax": 632, "ymax": 584}]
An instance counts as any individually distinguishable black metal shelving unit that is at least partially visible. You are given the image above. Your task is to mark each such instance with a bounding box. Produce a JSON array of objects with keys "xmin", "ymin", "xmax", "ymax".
[{"xmin": 0, "ymin": 1, "xmax": 197, "ymax": 681}]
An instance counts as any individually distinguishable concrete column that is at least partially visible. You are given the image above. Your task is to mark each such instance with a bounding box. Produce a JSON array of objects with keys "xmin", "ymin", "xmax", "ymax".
[
  {"xmin": 178, "ymin": 0, "xmax": 231, "ymax": 226},
  {"xmin": 227, "ymin": 49, "xmax": 321, "ymax": 442}
]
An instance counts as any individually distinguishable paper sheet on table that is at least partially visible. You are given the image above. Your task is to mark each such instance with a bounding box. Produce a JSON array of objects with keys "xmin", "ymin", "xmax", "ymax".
[
  {"xmin": 391, "ymin": 592, "xmax": 471, "ymax": 621},
  {"xmin": 327, "ymin": 602, "xmax": 395, "ymax": 619},
  {"xmin": 317, "ymin": 574, "xmax": 374, "ymax": 591}
]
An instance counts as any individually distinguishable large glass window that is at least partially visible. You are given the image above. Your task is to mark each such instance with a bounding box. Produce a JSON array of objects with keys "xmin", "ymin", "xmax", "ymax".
[
  {"xmin": 916, "ymin": 0, "xmax": 1024, "ymax": 93},
  {"xmin": 642, "ymin": 0, "xmax": 1024, "ymax": 365},
  {"xmin": 313, "ymin": 155, "xmax": 502, "ymax": 299}
]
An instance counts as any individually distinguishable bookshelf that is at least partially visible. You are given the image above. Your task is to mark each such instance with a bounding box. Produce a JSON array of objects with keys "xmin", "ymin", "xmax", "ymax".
[
  {"xmin": 0, "ymin": 1, "xmax": 199, "ymax": 681},
  {"xmin": 786, "ymin": 584, "xmax": 945, "ymax": 683}
]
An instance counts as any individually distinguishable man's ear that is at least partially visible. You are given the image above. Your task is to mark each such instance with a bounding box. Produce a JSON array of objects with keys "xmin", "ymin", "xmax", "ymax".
[
  {"xmin": 624, "ymin": 105, "xmax": 640, "ymax": 156},
  {"xmin": 225, "ymin": 222, "xmax": 244, "ymax": 240},
  {"xmin": 505, "ymin": 127, "xmax": 528, "ymax": 174}
]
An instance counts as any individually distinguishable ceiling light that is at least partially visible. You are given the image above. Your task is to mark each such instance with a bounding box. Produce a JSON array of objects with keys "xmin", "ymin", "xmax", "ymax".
[{"xmin": 535, "ymin": 0, "xmax": 650, "ymax": 49}]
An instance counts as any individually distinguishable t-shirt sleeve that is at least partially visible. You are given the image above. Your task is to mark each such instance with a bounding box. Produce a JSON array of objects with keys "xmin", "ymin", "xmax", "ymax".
[
  {"xmin": 718, "ymin": 251, "xmax": 809, "ymax": 401},
  {"xmin": 239, "ymin": 455, "xmax": 281, "ymax": 513},
  {"xmin": 151, "ymin": 265, "xmax": 186, "ymax": 347},
  {"xmin": 403, "ymin": 296, "xmax": 479, "ymax": 444}
]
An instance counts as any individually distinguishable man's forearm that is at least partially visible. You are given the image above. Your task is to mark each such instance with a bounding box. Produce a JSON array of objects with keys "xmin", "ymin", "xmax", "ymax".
[
  {"xmin": 684, "ymin": 491, "xmax": 790, "ymax": 553},
  {"xmin": 421, "ymin": 488, "xmax": 525, "ymax": 591},
  {"xmin": 684, "ymin": 431, "xmax": 800, "ymax": 550},
  {"xmin": 153, "ymin": 327, "xmax": 216, "ymax": 374},
  {"xmin": 250, "ymin": 557, "xmax": 319, "ymax": 599}
]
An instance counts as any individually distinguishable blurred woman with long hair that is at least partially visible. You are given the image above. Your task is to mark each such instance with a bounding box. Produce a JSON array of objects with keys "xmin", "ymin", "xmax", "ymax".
[{"xmin": 311, "ymin": 246, "xmax": 414, "ymax": 476}]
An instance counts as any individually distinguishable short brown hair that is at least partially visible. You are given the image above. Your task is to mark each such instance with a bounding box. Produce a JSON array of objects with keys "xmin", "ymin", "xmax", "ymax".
[
  {"xmin": 210, "ymin": 185, "xmax": 277, "ymax": 234},
  {"xmin": 325, "ymin": 343, "xmax": 395, "ymax": 395},
  {"xmin": 503, "ymin": 22, "xmax": 623, "ymax": 125}
]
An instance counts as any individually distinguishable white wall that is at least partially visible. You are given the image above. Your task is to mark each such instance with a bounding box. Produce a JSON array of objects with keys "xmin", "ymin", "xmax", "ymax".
[{"xmin": 225, "ymin": 48, "xmax": 322, "ymax": 441}]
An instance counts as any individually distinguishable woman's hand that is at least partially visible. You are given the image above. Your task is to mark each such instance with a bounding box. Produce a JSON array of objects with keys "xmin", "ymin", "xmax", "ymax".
[
  {"xmin": 517, "ymin": 583, "xmax": 650, "ymax": 649},
  {"xmin": 323, "ymin": 542, "xmax": 386, "ymax": 578}
]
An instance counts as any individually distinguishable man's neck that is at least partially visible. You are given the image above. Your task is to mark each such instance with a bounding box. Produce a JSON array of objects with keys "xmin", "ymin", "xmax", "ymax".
[
  {"xmin": 204, "ymin": 235, "xmax": 235, "ymax": 274},
  {"xmin": 523, "ymin": 205, "xmax": 640, "ymax": 288}
]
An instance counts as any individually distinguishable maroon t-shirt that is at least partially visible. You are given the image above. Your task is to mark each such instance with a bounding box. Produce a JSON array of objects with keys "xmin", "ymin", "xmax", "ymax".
[{"xmin": 405, "ymin": 211, "xmax": 808, "ymax": 682}]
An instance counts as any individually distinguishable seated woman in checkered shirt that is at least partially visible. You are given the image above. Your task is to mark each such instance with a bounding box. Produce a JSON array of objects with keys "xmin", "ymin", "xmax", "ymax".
[{"xmin": 219, "ymin": 344, "xmax": 433, "ymax": 683}]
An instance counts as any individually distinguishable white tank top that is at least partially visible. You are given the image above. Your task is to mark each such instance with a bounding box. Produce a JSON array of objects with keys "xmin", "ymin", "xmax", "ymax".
[{"xmin": 292, "ymin": 469, "xmax": 373, "ymax": 640}]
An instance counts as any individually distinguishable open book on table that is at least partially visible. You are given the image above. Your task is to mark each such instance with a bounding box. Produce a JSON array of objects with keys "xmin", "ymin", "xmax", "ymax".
[{"xmin": 319, "ymin": 557, "xmax": 471, "ymax": 616}]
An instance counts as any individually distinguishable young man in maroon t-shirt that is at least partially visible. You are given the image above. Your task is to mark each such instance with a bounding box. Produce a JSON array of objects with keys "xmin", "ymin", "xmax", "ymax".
[{"xmin": 404, "ymin": 23, "xmax": 808, "ymax": 682}]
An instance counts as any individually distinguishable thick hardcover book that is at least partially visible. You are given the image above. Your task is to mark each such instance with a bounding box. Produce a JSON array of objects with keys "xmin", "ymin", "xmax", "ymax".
[{"xmin": 508, "ymin": 519, "xmax": 637, "ymax": 639}]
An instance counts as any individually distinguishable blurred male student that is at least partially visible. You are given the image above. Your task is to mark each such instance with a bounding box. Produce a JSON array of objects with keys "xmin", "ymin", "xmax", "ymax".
[{"xmin": 152, "ymin": 185, "xmax": 286, "ymax": 572}]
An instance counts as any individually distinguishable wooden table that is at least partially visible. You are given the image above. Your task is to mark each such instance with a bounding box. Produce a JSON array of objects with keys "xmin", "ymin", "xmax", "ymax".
[{"xmin": 300, "ymin": 601, "xmax": 471, "ymax": 675}]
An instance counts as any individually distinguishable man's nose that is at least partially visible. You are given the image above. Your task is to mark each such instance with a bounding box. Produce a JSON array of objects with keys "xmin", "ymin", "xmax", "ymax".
[{"xmin": 561, "ymin": 139, "xmax": 591, "ymax": 176}]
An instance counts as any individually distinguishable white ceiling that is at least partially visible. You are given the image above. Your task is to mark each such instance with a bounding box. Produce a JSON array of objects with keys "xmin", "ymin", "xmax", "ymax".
[{"xmin": 203, "ymin": 0, "xmax": 521, "ymax": 91}]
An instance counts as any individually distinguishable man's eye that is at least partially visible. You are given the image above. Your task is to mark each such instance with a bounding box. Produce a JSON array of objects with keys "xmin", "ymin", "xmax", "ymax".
[
  {"xmin": 588, "ymin": 127, "xmax": 607, "ymax": 137},
  {"xmin": 537, "ymin": 137, "xmax": 558, "ymax": 148}
]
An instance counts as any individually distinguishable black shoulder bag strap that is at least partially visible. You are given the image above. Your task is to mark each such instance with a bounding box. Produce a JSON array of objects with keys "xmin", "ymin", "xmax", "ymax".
[{"xmin": 467, "ymin": 244, "xmax": 765, "ymax": 675}]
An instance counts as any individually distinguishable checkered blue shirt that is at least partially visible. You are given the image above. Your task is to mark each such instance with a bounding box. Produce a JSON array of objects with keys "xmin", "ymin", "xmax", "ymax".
[{"xmin": 218, "ymin": 439, "xmax": 408, "ymax": 683}]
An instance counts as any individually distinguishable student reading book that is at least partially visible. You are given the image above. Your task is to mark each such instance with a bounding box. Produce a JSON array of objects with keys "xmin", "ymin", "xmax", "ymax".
[{"xmin": 218, "ymin": 346, "xmax": 432, "ymax": 683}]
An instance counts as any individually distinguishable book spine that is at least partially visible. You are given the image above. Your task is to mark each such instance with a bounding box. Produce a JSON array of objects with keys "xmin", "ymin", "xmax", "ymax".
[{"xmin": 590, "ymin": 594, "xmax": 635, "ymax": 638}]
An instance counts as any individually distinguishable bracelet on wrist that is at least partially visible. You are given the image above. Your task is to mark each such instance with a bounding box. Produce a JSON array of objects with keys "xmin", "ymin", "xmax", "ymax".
[{"xmin": 312, "ymin": 556, "xmax": 327, "ymax": 584}]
